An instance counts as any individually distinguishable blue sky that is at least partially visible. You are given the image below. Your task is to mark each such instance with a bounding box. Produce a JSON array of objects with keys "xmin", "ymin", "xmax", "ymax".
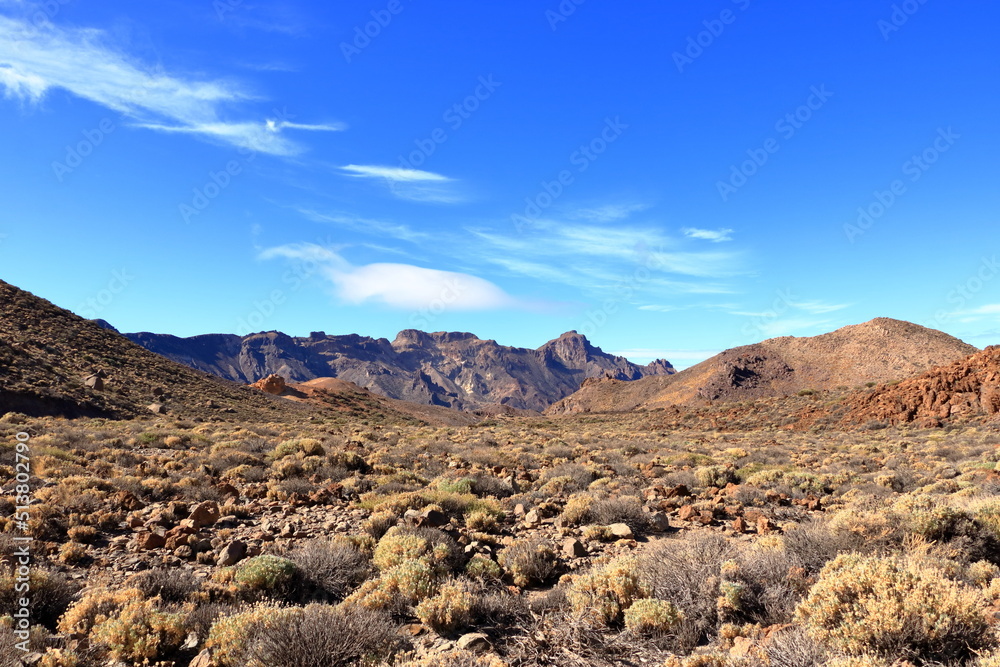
[{"xmin": 1, "ymin": 0, "xmax": 997, "ymax": 369}]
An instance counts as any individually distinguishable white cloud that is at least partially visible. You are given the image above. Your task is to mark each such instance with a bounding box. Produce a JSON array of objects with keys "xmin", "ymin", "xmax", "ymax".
[
  {"xmin": 339, "ymin": 165, "xmax": 463, "ymax": 203},
  {"xmin": 572, "ymin": 203, "xmax": 649, "ymax": 223},
  {"xmin": 0, "ymin": 16, "xmax": 340, "ymax": 155},
  {"xmin": 790, "ymin": 300, "xmax": 851, "ymax": 314},
  {"xmin": 296, "ymin": 209, "xmax": 427, "ymax": 243},
  {"xmin": 682, "ymin": 227, "xmax": 734, "ymax": 243},
  {"xmin": 260, "ymin": 243, "xmax": 534, "ymax": 312},
  {"xmin": 340, "ymin": 165, "xmax": 451, "ymax": 182},
  {"xmin": 960, "ymin": 304, "xmax": 1000, "ymax": 316}
]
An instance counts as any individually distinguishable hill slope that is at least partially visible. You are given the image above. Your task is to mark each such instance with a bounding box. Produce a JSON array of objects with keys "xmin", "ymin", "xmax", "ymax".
[
  {"xmin": 126, "ymin": 328, "xmax": 674, "ymax": 412},
  {"xmin": 843, "ymin": 346, "xmax": 1000, "ymax": 427},
  {"xmin": 547, "ymin": 318, "xmax": 978, "ymax": 414},
  {"xmin": 0, "ymin": 279, "xmax": 310, "ymax": 420}
]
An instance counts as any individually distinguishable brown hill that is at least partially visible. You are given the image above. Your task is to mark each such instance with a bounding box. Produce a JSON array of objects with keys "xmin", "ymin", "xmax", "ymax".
[
  {"xmin": 547, "ymin": 318, "xmax": 978, "ymax": 414},
  {"xmin": 125, "ymin": 328, "xmax": 674, "ymax": 412},
  {"xmin": 0, "ymin": 279, "xmax": 310, "ymax": 421},
  {"xmin": 843, "ymin": 346, "xmax": 1000, "ymax": 427}
]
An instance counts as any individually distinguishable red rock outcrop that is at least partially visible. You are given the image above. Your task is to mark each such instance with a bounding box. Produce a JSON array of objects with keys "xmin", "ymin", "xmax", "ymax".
[{"xmin": 845, "ymin": 346, "xmax": 1000, "ymax": 426}]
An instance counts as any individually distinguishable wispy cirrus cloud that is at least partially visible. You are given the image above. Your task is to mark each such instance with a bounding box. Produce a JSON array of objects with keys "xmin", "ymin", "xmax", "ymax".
[
  {"xmin": 260, "ymin": 243, "xmax": 544, "ymax": 312},
  {"xmin": 0, "ymin": 15, "xmax": 340, "ymax": 155},
  {"xmin": 296, "ymin": 208, "xmax": 428, "ymax": 243},
  {"xmin": 338, "ymin": 164, "xmax": 464, "ymax": 204},
  {"xmin": 682, "ymin": 227, "xmax": 734, "ymax": 243}
]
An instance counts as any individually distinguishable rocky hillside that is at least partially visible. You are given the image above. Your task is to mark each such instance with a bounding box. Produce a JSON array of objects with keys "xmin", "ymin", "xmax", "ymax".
[
  {"xmin": 548, "ymin": 318, "xmax": 978, "ymax": 414},
  {"xmin": 843, "ymin": 346, "xmax": 1000, "ymax": 427},
  {"xmin": 0, "ymin": 279, "xmax": 304, "ymax": 421},
  {"xmin": 125, "ymin": 329, "xmax": 674, "ymax": 412}
]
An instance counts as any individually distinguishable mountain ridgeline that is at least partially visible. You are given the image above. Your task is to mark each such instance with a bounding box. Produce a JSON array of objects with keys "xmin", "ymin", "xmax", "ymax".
[{"xmin": 123, "ymin": 328, "xmax": 675, "ymax": 412}]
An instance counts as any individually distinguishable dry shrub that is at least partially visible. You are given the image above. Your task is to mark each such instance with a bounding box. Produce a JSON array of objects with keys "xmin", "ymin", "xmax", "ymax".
[
  {"xmin": 128, "ymin": 568, "xmax": 200, "ymax": 603},
  {"xmin": 245, "ymin": 603, "xmax": 400, "ymax": 667},
  {"xmin": 0, "ymin": 568, "xmax": 79, "ymax": 630},
  {"xmin": 761, "ymin": 626, "xmax": 828, "ymax": 667},
  {"xmin": 498, "ymin": 537, "xmax": 558, "ymax": 587},
  {"xmin": 796, "ymin": 552, "xmax": 996, "ymax": 663},
  {"xmin": 290, "ymin": 537, "xmax": 371, "ymax": 601},
  {"xmin": 588, "ymin": 496, "xmax": 650, "ymax": 536},
  {"xmin": 361, "ymin": 509, "xmax": 398, "ymax": 539},
  {"xmin": 623, "ymin": 598, "xmax": 683, "ymax": 635}
]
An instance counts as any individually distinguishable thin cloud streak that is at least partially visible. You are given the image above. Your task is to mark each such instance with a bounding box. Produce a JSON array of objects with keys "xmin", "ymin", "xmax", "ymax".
[{"xmin": 0, "ymin": 16, "xmax": 338, "ymax": 155}]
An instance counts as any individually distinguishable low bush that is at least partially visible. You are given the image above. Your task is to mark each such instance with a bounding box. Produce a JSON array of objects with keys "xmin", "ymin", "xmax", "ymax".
[
  {"xmin": 796, "ymin": 552, "xmax": 996, "ymax": 663},
  {"xmin": 498, "ymin": 537, "xmax": 558, "ymax": 588}
]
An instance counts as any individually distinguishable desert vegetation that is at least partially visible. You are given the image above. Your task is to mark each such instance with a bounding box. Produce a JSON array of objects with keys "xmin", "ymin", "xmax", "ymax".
[{"xmin": 3, "ymin": 405, "xmax": 1000, "ymax": 666}]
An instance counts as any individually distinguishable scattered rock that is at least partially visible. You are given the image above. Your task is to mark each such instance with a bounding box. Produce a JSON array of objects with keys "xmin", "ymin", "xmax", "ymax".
[
  {"xmin": 187, "ymin": 501, "xmax": 221, "ymax": 530},
  {"xmin": 457, "ymin": 632, "xmax": 491, "ymax": 654},
  {"xmin": 418, "ymin": 509, "xmax": 449, "ymax": 528},
  {"xmin": 189, "ymin": 649, "xmax": 213, "ymax": 667},
  {"xmin": 136, "ymin": 532, "xmax": 166, "ymax": 550},
  {"xmin": 147, "ymin": 402, "xmax": 167, "ymax": 415},
  {"xmin": 608, "ymin": 523, "xmax": 633, "ymax": 539},
  {"xmin": 217, "ymin": 541, "xmax": 247, "ymax": 567},
  {"xmin": 562, "ymin": 538, "xmax": 587, "ymax": 558},
  {"xmin": 251, "ymin": 374, "xmax": 287, "ymax": 395}
]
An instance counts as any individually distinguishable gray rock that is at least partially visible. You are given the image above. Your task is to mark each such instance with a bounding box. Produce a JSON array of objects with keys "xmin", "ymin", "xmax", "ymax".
[
  {"xmin": 456, "ymin": 632, "xmax": 491, "ymax": 654},
  {"xmin": 217, "ymin": 540, "xmax": 247, "ymax": 567}
]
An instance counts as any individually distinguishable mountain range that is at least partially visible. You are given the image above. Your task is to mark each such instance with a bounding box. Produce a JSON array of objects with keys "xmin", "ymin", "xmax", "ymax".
[
  {"xmin": 121, "ymin": 327, "xmax": 675, "ymax": 412},
  {"xmin": 546, "ymin": 318, "xmax": 979, "ymax": 414}
]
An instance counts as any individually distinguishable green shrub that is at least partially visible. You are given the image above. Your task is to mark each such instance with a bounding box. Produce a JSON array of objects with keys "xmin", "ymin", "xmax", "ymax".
[{"xmin": 233, "ymin": 555, "xmax": 299, "ymax": 599}]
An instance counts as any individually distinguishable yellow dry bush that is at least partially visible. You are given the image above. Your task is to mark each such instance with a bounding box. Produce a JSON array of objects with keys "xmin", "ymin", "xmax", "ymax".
[
  {"xmin": 90, "ymin": 597, "xmax": 187, "ymax": 662},
  {"xmin": 344, "ymin": 558, "xmax": 438, "ymax": 612},
  {"xmin": 206, "ymin": 603, "xmax": 297, "ymax": 667},
  {"xmin": 38, "ymin": 649, "xmax": 81, "ymax": 667},
  {"xmin": 566, "ymin": 557, "xmax": 650, "ymax": 627},
  {"xmin": 561, "ymin": 493, "xmax": 594, "ymax": 526},
  {"xmin": 796, "ymin": 552, "xmax": 996, "ymax": 663},
  {"xmin": 57, "ymin": 587, "xmax": 143, "ymax": 636},
  {"xmin": 415, "ymin": 582, "xmax": 472, "ymax": 633},
  {"xmin": 623, "ymin": 598, "xmax": 682, "ymax": 634}
]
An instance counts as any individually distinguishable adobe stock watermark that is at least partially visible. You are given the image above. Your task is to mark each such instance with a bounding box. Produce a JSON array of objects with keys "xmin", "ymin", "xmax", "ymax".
[
  {"xmin": 673, "ymin": 0, "xmax": 753, "ymax": 73},
  {"xmin": 51, "ymin": 118, "xmax": 117, "ymax": 182},
  {"xmin": 77, "ymin": 268, "xmax": 135, "ymax": 320},
  {"xmin": 717, "ymin": 85, "xmax": 834, "ymax": 202},
  {"xmin": 740, "ymin": 288, "xmax": 798, "ymax": 339},
  {"xmin": 511, "ymin": 116, "xmax": 629, "ymax": 233},
  {"xmin": 844, "ymin": 127, "xmax": 959, "ymax": 243},
  {"xmin": 10, "ymin": 431, "xmax": 33, "ymax": 654},
  {"xmin": 214, "ymin": 0, "xmax": 245, "ymax": 20},
  {"xmin": 546, "ymin": 0, "xmax": 586, "ymax": 31},
  {"xmin": 409, "ymin": 280, "xmax": 467, "ymax": 330},
  {"xmin": 340, "ymin": 0, "xmax": 409, "ymax": 63},
  {"xmin": 397, "ymin": 75, "xmax": 502, "ymax": 170},
  {"xmin": 578, "ymin": 244, "xmax": 668, "ymax": 338},
  {"xmin": 179, "ymin": 107, "xmax": 296, "ymax": 224},
  {"xmin": 236, "ymin": 236, "xmax": 335, "ymax": 335},
  {"xmin": 878, "ymin": 0, "xmax": 930, "ymax": 40},
  {"xmin": 928, "ymin": 255, "xmax": 999, "ymax": 329},
  {"xmin": 22, "ymin": 0, "xmax": 71, "ymax": 30}
]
